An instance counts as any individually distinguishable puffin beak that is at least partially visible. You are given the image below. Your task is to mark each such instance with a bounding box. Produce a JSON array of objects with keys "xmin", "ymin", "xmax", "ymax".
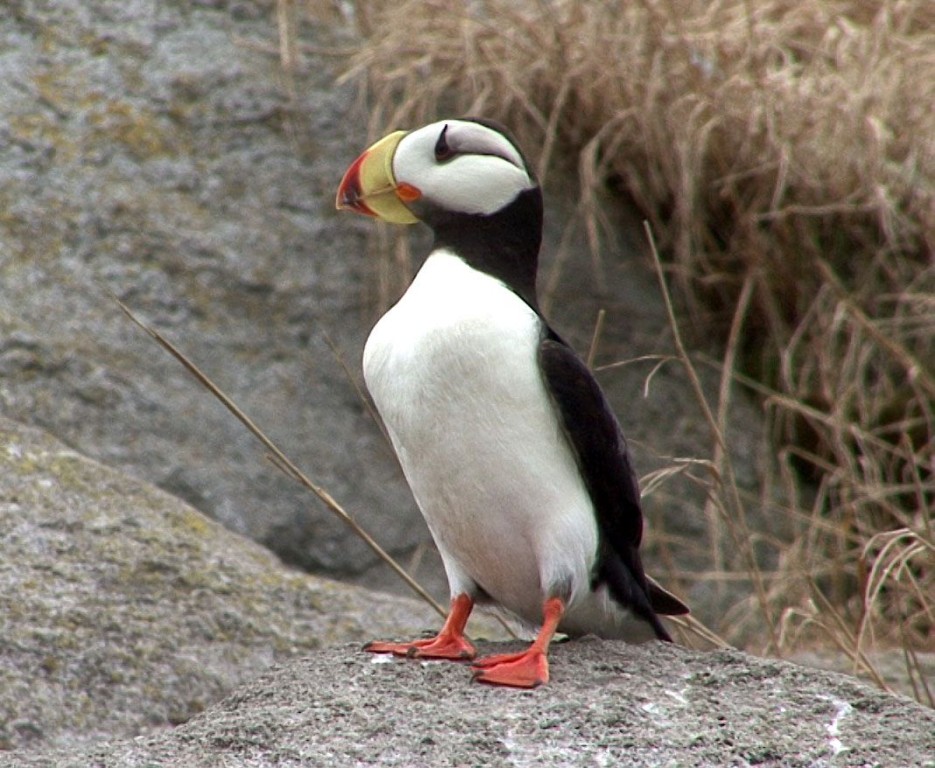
[{"xmin": 335, "ymin": 130, "xmax": 421, "ymax": 224}]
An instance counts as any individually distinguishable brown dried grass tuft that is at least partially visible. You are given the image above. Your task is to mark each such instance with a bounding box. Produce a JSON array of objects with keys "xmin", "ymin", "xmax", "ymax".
[
  {"xmin": 293, "ymin": 0, "xmax": 933, "ymax": 700},
  {"xmin": 342, "ymin": 0, "xmax": 934, "ymax": 287}
]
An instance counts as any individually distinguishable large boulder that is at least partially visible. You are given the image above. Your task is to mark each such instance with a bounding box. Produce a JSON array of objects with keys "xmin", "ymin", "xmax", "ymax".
[
  {"xmin": 0, "ymin": 415, "xmax": 455, "ymax": 751},
  {"xmin": 0, "ymin": 0, "xmax": 420, "ymax": 586},
  {"xmin": 6, "ymin": 640, "xmax": 933, "ymax": 767},
  {"xmin": 1, "ymin": 416, "xmax": 928, "ymax": 764}
]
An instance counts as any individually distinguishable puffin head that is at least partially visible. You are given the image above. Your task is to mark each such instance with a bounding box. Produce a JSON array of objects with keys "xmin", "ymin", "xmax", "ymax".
[
  {"xmin": 337, "ymin": 118, "xmax": 543, "ymax": 306},
  {"xmin": 336, "ymin": 118, "xmax": 539, "ymax": 229}
]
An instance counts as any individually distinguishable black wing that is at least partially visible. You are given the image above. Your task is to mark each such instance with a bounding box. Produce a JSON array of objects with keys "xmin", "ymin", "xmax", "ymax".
[{"xmin": 538, "ymin": 332, "xmax": 687, "ymax": 639}]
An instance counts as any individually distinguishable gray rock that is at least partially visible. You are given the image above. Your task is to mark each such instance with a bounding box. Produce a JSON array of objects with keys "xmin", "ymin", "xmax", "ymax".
[
  {"xmin": 0, "ymin": 0, "xmax": 770, "ymax": 628},
  {"xmin": 0, "ymin": 0, "xmax": 417, "ymax": 584},
  {"xmin": 5, "ymin": 641, "xmax": 933, "ymax": 767},
  {"xmin": 0, "ymin": 414, "xmax": 463, "ymax": 752},
  {"xmin": 1, "ymin": 418, "xmax": 928, "ymax": 766}
]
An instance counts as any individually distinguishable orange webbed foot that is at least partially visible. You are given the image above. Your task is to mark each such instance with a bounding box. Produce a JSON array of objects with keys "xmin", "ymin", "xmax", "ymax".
[
  {"xmin": 471, "ymin": 648, "xmax": 549, "ymax": 688},
  {"xmin": 363, "ymin": 593, "xmax": 476, "ymax": 661},
  {"xmin": 364, "ymin": 634, "xmax": 476, "ymax": 661},
  {"xmin": 470, "ymin": 596, "xmax": 565, "ymax": 689}
]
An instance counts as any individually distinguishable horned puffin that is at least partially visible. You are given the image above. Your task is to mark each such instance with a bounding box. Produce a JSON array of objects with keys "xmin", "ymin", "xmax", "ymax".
[{"xmin": 336, "ymin": 118, "xmax": 688, "ymax": 688}]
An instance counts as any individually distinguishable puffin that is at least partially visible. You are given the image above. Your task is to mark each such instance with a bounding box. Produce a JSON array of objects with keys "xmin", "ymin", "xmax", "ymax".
[{"xmin": 335, "ymin": 118, "xmax": 688, "ymax": 688}]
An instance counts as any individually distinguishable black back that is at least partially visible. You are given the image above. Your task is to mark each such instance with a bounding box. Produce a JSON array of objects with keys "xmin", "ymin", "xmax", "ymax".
[{"xmin": 539, "ymin": 333, "xmax": 677, "ymax": 640}]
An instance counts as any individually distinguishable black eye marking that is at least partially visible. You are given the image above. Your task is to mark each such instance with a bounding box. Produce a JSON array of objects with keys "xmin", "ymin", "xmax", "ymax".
[{"xmin": 434, "ymin": 124, "xmax": 456, "ymax": 162}]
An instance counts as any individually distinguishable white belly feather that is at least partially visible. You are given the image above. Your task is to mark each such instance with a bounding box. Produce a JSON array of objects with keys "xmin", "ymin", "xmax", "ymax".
[{"xmin": 363, "ymin": 250, "xmax": 598, "ymax": 625}]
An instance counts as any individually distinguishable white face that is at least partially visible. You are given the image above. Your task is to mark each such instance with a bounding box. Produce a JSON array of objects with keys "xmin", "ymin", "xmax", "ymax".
[{"xmin": 392, "ymin": 120, "xmax": 536, "ymax": 217}]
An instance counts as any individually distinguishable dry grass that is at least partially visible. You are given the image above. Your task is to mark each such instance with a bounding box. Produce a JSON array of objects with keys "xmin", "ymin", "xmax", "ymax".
[{"xmin": 291, "ymin": 0, "xmax": 933, "ymax": 701}]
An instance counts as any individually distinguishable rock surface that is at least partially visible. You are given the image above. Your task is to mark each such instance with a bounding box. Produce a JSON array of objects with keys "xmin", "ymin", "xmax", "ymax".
[
  {"xmin": 0, "ymin": 0, "xmax": 770, "ymax": 623},
  {"xmin": 0, "ymin": 0, "xmax": 416, "ymax": 584},
  {"xmin": 2, "ymin": 418, "xmax": 931, "ymax": 765},
  {"xmin": 6, "ymin": 640, "xmax": 934, "ymax": 768},
  {"xmin": 0, "ymin": 415, "xmax": 460, "ymax": 752}
]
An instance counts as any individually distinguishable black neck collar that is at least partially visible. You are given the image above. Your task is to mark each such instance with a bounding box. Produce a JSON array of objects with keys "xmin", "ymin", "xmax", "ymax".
[{"xmin": 427, "ymin": 187, "xmax": 543, "ymax": 312}]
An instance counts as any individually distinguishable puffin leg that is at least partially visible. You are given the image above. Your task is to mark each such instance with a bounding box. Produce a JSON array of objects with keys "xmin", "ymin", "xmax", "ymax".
[
  {"xmin": 364, "ymin": 593, "xmax": 476, "ymax": 660},
  {"xmin": 471, "ymin": 596, "xmax": 565, "ymax": 688}
]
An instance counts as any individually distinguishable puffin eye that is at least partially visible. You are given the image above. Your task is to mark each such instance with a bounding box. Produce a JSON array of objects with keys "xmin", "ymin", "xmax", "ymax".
[{"xmin": 434, "ymin": 124, "xmax": 456, "ymax": 162}]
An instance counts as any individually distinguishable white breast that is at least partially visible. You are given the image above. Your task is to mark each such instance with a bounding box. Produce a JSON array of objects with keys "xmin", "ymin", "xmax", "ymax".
[{"xmin": 363, "ymin": 250, "xmax": 598, "ymax": 623}]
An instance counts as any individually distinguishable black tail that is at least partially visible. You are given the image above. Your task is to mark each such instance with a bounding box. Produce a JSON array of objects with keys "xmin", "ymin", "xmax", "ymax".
[{"xmin": 598, "ymin": 554, "xmax": 684, "ymax": 642}]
